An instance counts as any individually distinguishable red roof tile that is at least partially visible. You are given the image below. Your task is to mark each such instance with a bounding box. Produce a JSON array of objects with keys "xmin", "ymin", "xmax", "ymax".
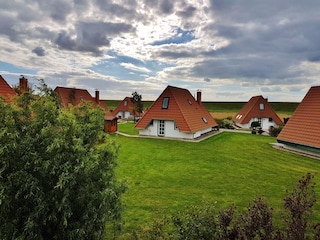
[
  {"xmin": 232, "ymin": 95, "xmax": 283, "ymax": 126},
  {"xmin": 277, "ymin": 86, "xmax": 320, "ymax": 149},
  {"xmin": 135, "ymin": 86, "xmax": 217, "ymax": 133},
  {"xmin": 112, "ymin": 97, "xmax": 133, "ymax": 115},
  {"xmin": 54, "ymin": 87, "xmax": 109, "ymax": 113},
  {"xmin": 0, "ymin": 75, "xmax": 16, "ymax": 102}
]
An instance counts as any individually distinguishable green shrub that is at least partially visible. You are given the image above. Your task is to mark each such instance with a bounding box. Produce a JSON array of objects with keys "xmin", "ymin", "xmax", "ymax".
[
  {"xmin": 269, "ymin": 126, "xmax": 283, "ymax": 137},
  {"xmin": 219, "ymin": 118, "xmax": 234, "ymax": 129},
  {"xmin": 131, "ymin": 173, "xmax": 319, "ymax": 240}
]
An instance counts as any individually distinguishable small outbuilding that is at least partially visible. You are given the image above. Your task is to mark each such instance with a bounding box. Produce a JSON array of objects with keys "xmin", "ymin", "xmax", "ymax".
[
  {"xmin": 104, "ymin": 115, "xmax": 118, "ymax": 133},
  {"xmin": 233, "ymin": 95, "xmax": 283, "ymax": 131}
]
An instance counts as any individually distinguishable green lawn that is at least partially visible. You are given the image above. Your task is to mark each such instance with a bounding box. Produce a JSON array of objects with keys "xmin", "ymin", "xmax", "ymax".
[
  {"xmin": 108, "ymin": 132, "xmax": 320, "ymax": 235},
  {"xmin": 118, "ymin": 122, "xmax": 139, "ymax": 135}
]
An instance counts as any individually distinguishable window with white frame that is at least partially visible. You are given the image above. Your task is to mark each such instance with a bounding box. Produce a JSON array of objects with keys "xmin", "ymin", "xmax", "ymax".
[
  {"xmin": 162, "ymin": 97, "xmax": 169, "ymax": 109},
  {"xmin": 259, "ymin": 103, "xmax": 264, "ymax": 110}
]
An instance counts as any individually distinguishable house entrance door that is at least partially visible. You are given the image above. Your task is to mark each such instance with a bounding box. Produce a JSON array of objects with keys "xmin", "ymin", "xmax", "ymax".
[{"xmin": 158, "ymin": 120, "xmax": 165, "ymax": 136}]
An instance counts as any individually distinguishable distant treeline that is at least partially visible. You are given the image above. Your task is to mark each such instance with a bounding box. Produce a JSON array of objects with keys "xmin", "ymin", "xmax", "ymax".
[{"xmin": 103, "ymin": 100, "xmax": 299, "ymax": 115}]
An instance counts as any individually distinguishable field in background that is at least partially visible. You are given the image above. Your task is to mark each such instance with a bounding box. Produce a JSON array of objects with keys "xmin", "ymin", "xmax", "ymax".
[{"xmin": 103, "ymin": 100, "xmax": 299, "ymax": 121}]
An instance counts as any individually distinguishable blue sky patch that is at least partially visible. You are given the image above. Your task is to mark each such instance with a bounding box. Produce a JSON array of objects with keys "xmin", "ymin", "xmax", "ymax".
[
  {"xmin": 89, "ymin": 51, "xmax": 174, "ymax": 81},
  {"xmin": 0, "ymin": 61, "xmax": 37, "ymax": 75},
  {"xmin": 151, "ymin": 28, "xmax": 195, "ymax": 46}
]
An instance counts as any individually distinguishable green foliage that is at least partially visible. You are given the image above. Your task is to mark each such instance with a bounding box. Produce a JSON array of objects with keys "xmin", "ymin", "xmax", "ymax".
[
  {"xmin": 118, "ymin": 122, "xmax": 139, "ymax": 135},
  {"xmin": 0, "ymin": 82, "xmax": 125, "ymax": 239},
  {"xmin": 132, "ymin": 217, "xmax": 174, "ymax": 240},
  {"xmin": 131, "ymin": 91, "xmax": 143, "ymax": 119},
  {"xmin": 218, "ymin": 118, "xmax": 234, "ymax": 129},
  {"xmin": 112, "ymin": 132, "xmax": 320, "ymax": 233},
  {"xmin": 132, "ymin": 174, "xmax": 319, "ymax": 239},
  {"xmin": 173, "ymin": 204, "xmax": 218, "ymax": 240},
  {"xmin": 283, "ymin": 173, "xmax": 316, "ymax": 240},
  {"xmin": 269, "ymin": 126, "xmax": 283, "ymax": 137}
]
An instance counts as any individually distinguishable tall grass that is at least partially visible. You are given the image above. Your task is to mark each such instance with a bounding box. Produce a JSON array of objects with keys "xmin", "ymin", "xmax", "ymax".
[{"xmin": 108, "ymin": 132, "xmax": 320, "ymax": 234}]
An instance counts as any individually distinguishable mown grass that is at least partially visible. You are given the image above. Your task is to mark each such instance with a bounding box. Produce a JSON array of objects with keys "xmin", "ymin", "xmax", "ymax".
[
  {"xmin": 108, "ymin": 132, "xmax": 320, "ymax": 236},
  {"xmin": 103, "ymin": 100, "xmax": 154, "ymax": 111},
  {"xmin": 118, "ymin": 122, "xmax": 139, "ymax": 135}
]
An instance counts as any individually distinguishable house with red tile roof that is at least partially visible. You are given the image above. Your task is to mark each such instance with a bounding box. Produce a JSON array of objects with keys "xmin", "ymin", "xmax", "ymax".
[
  {"xmin": 54, "ymin": 87, "xmax": 109, "ymax": 112},
  {"xmin": 0, "ymin": 75, "xmax": 17, "ymax": 102},
  {"xmin": 112, "ymin": 96, "xmax": 136, "ymax": 119},
  {"xmin": 277, "ymin": 86, "xmax": 320, "ymax": 152},
  {"xmin": 233, "ymin": 95, "xmax": 283, "ymax": 131},
  {"xmin": 54, "ymin": 87, "xmax": 117, "ymax": 133},
  {"xmin": 135, "ymin": 85, "xmax": 218, "ymax": 139}
]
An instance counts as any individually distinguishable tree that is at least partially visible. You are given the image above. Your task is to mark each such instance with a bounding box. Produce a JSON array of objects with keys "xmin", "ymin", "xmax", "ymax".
[
  {"xmin": 132, "ymin": 173, "xmax": 319, "ymax": 239},
  {"xmin": 283, "ymin": 173, "xmax": 316, "ymax": 240},
  {"xmin": 131, "ymin": 91, "xmax": 143, "ymax": 122},
  {"xmin": 0, "ymin": 80, "xmax": 125, "ymax": 239}
]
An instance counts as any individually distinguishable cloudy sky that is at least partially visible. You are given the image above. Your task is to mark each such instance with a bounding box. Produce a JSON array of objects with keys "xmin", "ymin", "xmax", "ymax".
[{"xmin": 1, "ymin": 0, "xmax": 320, "ymax": 101}]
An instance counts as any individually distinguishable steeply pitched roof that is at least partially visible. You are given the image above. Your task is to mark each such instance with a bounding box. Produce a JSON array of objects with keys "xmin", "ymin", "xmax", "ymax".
[
  {"xmin": 135, "ymin": 85, "xmax": 217, "ymax": 133},
  {"xmin": 54, "ymin": 87, "xmax": 109, "ymax": 113},
  {"xmin": 277, "ymin": 86, "xmax": 320, "ymax": 149},
  {"xmin": 233, "ymin": 95, "xmax": 283, "ymax": 126},
  {"xmin": 112, "ymin": 97, "xmax": 133, "ymax": 115},
  {"xmin": 0, "ymin": 75, "xmax": 16, "ymax": 102}
]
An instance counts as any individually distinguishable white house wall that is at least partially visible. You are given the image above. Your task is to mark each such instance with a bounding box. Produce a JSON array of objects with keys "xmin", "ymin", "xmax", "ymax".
[
  {"xmin": 138, "ymin": 120, "xmax": 213, "ymax": 139},
  {"xmin": 116, "ymin": 111, "xmax": 131, "ymax": 119},
  {"xmin": 237, "ymin": 118, "xmax": 280, "ymax": 131}
]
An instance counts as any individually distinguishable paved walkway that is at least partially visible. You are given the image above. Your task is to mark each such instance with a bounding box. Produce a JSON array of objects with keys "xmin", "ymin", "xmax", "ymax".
[{"xmin": 115, "ymin": 128, "xmax": 262, "ymax": 143}]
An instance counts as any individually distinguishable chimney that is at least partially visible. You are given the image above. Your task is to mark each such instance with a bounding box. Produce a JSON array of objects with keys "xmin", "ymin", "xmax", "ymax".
[
  {"xmin": 19, "ymin": 76, "xmax": 29, "ymax": 94},
  {"xmin": 95, "ymin": 90, "xmax": 99, "ymax": 103},
  {"xmin": 196, "ymin": 90, "xmax": 202, "ymax": 105}
]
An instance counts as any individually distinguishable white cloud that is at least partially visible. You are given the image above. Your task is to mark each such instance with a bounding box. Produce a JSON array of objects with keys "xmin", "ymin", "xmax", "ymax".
[
  {"xmin": 0, "ymin": 0, "xmax": 320, "ymax": 101},
  {"xmin": 120, "ymin": 63, "xmax": 151, "ymax": 73}
]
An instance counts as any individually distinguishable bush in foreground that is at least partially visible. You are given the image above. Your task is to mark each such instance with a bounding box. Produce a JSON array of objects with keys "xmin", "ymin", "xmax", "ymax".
[
  {"xmin": 0, "ymin": 82, "xmax": 125, "ymax": 239},
  {"xmin": 131, "ymin": 173, "xmax": 319, "ymax": 240}
]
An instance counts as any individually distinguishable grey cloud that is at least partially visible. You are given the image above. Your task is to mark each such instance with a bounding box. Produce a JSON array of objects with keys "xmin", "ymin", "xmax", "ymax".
[
  {"xmin": 0, "ymin": 15, "xmax": 21, "ymax": 42},
  {"xmin": 176, "ymin": 4, "xmax": 197, "ymax": 19},
  {"xmin": 54, "ymin": 21, "xmax": 134, "ymax": 55},
  {"xmin": 160, "ymin": 0, "xmax": 174, "ymax": 14},
  {"xmin": 36, "ymin": 0, "xmax": 72, "ymax": 22},
  {"xmin": 55, "ymin": 31, "xmax": 77, "ymax": 51},
  {"xmin": 94, "ymin": 0, "xmax": 138, "ymax": 19},
  {"xmin": 204, "ymin": 78, "xmax": 211, "ymax": 82},
  {"xmin": 32, "ymin": 47, "xmax": 46, "ymax": 56},
  {"xmin": 78, "ymin": 21, "xmax": 134, "ymax": 36},
  {"xmin": 144, "ymin": 0, "xmax": 174, "ymax": 16},
  {"xmin": 260, "ymin": 86, "xmax": 282, "ymax": 92},
  {"xmin": 189, "ymin": 56, "xmax": 301, "ymax": 83},
  {"xmin": 157, "ymin": 50, "xmax": 194, "ymax": 59},
  {"xmin": 189, "ymin": 0, "xmax": 320, "ymax": 87}
]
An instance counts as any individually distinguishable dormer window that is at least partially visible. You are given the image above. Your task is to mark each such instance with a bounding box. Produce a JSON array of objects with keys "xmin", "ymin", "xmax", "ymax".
[
  {"xmin": 124, "ymin": 100, "xmax": 127, "ymax": 106},
  {"xmin": 202, "ymin": 117, "xmax": 208, "ymax": 124},
  {"xmin": 259, "ymin": 103, "xmax": 264, "ymax": 110},
  {"xmin": 162, "ymin": 97, "xmax": 169, "ymax": 109}
]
